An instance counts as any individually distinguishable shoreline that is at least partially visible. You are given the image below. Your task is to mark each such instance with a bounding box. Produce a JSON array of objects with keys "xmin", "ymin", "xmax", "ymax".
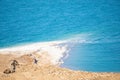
[
  {"xmin": 0, "ymin": 53, "xmax": 120, "ymax": 80},
  {"xmin": 0, "ymin": 42, "xmax": 120, "ymax": 80}
]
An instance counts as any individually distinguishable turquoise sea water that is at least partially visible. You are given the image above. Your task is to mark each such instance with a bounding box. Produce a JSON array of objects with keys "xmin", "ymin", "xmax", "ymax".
[{"xmin": 0, "ymin": 0, "xmax": 120, "ymax": 72}]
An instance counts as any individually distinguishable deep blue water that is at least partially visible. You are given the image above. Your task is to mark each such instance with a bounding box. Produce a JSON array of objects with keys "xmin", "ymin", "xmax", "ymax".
[{"xmin": 0, "ymin": 0, "xmax": 120, "ymax": 72}]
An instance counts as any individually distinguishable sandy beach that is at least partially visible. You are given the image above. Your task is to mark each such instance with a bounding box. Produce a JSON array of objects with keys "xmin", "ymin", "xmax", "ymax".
[{"xmin": 0, "ymin": 51, "xmax": 120, "ymax": 80}]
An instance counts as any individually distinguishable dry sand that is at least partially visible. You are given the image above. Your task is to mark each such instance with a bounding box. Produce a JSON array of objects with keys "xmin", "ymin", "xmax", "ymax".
[{"xmin": 0, "ymin": 53, "xmax": 120, "ymax": 80}]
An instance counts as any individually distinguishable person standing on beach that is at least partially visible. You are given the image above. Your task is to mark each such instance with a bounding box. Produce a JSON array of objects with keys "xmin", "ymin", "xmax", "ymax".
[{"xmin": 34, "ymin": 58, "xmax": 38, "ymax": 64}]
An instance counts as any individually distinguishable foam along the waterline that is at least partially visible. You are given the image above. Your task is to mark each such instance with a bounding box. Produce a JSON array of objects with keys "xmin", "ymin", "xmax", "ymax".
[
  {"xmin": 0, "ymin": 33, "xmax": 92, "ymax": 52},
  {"xmin": 0, "ymin": 40, "xmax": 69, "ymax": 65},
  {"xmin": 0, "ymin": 40, "xmax": 67, "ymax": 51}
]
